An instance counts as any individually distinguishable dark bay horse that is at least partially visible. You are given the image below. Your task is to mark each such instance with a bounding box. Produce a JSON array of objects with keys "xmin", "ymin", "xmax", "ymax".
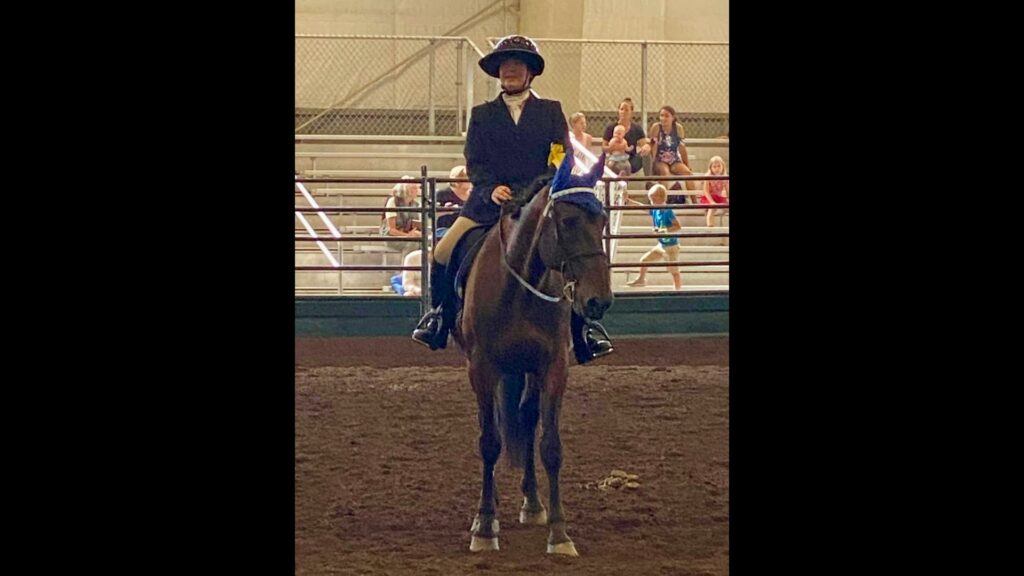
[{"xmin": 450, "ymin": 152, "xmax": 612, "ymax": 556}]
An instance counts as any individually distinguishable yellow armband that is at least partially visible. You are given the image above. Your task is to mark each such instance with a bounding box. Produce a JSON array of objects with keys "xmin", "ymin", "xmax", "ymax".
[{"xmin": 548, "ymin": 142, "xmax": 565, "ymax": 167}]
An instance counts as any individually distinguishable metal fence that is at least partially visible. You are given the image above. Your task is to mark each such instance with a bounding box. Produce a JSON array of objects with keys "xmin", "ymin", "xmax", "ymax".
[
  {"xmin": 488, "ymin": 38, "xmax": 729, "ymax": 139},
  {"xmin": 295, "ymin": 35, "xmax": 491, "ymax": 136},
  {"xmin": 295, "ymin": 169, "xmax": 729, "ymax": 299},
  {"xmin": 295, "ymin": 35, "xmax": 728, "ymax": 138}
]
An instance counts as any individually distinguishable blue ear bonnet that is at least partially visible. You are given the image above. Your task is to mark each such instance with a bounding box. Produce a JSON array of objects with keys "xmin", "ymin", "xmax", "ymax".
[{"xmin": 549, "ymin": 146, "xmax": 605, "ymax": 216}]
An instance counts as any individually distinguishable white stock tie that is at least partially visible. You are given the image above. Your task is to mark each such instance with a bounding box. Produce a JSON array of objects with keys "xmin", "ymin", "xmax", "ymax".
[{"xmin": 510, "ymin": 102, "xmax": 522, "ymax": 125}]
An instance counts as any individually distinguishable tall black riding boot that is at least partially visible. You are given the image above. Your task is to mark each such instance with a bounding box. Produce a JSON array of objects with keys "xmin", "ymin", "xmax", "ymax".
[{"xmin": 411, "ymin": 262, "xmax": 451, "ymax": 350}]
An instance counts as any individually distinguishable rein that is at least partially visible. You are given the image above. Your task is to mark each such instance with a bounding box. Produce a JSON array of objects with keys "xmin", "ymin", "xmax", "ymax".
[{"xmin": 498, "ymin": 187, "xmax": 607, "ymax": 303}]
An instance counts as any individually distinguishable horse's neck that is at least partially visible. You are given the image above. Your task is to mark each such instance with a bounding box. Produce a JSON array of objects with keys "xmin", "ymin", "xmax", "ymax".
[{"xmin": 504, "ymin": 189, "xmax": 554, "ymax": 287}]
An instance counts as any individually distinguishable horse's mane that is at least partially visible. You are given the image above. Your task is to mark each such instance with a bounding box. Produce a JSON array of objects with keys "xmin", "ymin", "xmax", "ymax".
[{"xmin": 500, "ymin": 173, "xmax": 554, "ymax": 220}]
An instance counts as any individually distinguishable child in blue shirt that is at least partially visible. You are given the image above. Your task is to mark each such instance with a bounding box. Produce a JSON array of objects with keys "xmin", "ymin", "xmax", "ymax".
[{"xmin": 623, "ymin": 184, "xmax": 683, "ymax": 290}]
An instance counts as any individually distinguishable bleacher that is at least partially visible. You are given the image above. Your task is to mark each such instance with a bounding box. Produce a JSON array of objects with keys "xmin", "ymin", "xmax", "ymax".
[{"xmin": 296, "ymin": 136, "xmax": 729, "ymax": 295}]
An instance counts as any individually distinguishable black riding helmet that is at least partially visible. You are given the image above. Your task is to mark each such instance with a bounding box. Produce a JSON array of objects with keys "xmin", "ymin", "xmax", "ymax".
[{"xmin": 478, "ymin": 35, "xmax": 545, "ymax": 78}]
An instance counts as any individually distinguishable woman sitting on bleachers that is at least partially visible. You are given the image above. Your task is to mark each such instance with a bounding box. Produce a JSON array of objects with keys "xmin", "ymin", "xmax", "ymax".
[{"xmin": 380, "ymin": 176, "xmax": 423, "ymax": 251}]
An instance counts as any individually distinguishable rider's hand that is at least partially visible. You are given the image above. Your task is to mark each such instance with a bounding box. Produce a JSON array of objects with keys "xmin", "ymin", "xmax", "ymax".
[{"xmin": 491, "ymin": 185, "xmax": 512, "ymax": 204}]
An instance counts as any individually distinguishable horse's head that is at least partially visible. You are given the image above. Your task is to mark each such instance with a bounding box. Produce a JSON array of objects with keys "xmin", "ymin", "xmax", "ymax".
[{"xmin": 537, "ymin": 150, "xmax": 613, "ymax": 320}]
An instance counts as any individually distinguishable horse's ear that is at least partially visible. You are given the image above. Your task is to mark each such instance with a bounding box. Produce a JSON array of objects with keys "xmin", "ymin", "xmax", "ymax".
[
  {"xmin": 551, "ymin": 144, "xmax": 575, "ymax": 192},
  {"xmin": 560, "ymin": 144, "xmax": 575, "ymax": 174}
]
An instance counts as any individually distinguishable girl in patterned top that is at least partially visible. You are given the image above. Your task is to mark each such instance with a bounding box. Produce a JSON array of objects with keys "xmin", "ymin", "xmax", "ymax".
[{"xmin": 647, "ymin": 105, "xmax": 694, "ymax": 202}]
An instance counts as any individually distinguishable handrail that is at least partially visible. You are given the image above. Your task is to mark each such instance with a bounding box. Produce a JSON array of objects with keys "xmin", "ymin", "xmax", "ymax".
[
  {"xmin": 295, "ymin": 134, "xmax": 467, "ymax": 143},
  {"xmin": 295, "ymin": 134, "xmax": 729, "ymax": 146},
  {"xmin": 295, "ymin": 168, "xmax": 728, "ymax": 298}
]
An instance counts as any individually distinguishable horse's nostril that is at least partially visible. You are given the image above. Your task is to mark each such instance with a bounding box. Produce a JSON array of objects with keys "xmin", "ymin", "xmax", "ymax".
[{"xmin": 585, "ymin": 298, "xmax": 610, "ymax": 319}]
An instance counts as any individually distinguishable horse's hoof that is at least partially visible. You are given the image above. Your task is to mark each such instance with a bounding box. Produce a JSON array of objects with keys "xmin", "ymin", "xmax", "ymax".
[
  {"xmin": 519, "ymin": 506, "xmax": 547, "ymax": 525},
  {"xmin": 546, "ymin": 540, "xmax": 579, "ymax": 557},
  {"xmin": 470, "ymin": 517, "xmax": 499, "ymax": 534},
  {"xmin": 469, "ymin": 536, "xmax": 500, "ymax": 552}
]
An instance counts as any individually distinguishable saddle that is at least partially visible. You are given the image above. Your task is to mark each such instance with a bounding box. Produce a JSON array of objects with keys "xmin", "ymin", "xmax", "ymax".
[{"xmin": 449, "ymin": 225, "xmax": 490, "ymax": 305}]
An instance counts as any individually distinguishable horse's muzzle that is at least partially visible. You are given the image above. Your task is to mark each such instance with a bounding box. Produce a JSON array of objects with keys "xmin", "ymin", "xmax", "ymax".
[{"xmin": 582, "ymin": 296, "xmax": 612, "ymax": 320}]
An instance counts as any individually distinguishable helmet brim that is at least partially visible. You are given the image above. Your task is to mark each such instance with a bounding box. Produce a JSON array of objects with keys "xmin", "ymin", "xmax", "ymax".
[{"xmin": 479, "ymin": 50, "xmax": 545, "ymax": 78}]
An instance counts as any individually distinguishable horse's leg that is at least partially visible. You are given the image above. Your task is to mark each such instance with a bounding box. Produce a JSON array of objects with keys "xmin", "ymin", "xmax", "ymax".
[
  {"xmin": 469, "ymin": 357, "xmax": 502, "ymax": 552},
  {"xmin": 539, "ymin": 359, "xmax": 578, "ymax": 556},
  {"xmin": 519, "ymin": 375, "xmax": 547, "ymax": 525}
]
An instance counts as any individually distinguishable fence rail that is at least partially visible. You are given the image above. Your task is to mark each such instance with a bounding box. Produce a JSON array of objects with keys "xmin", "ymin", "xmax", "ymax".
[{"xmin": 295, "ymin": 167, "xmax": 728, "ymax": 304}]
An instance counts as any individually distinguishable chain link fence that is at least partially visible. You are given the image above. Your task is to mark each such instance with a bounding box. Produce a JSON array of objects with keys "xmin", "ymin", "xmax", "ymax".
[
  {"xmin": 645, "ymin": 42, "xmax": 728, "ymax": 138},
  {"xmin": 492, "ymin": 38, "xmax": 729, "ymax": 139},
  {"xmin": 295, "ymin": 36, "xmax": 727, "ymax": 138},
  {"xmin": 296, "ymin": 35, "xmax": 492, "ymax": 136}
]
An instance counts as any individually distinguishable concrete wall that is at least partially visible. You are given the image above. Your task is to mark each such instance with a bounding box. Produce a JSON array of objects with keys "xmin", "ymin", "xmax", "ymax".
[
  {"xmin": 519, "ymin": 0, "xmax": 727, "ymax": 41},
  {"xmin": 296, "ymin": 0, "xmax": 511, "ymax": 48},
  {"xmin": 296, "ymin": 0, "xmax": 727, "ymax": 42},
  {"xmin": 295, "ymin": 294, "xmax": 729, "ymax": 336}
]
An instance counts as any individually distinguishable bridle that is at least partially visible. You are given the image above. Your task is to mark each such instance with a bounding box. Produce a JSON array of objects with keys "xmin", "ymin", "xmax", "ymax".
[{"xmin": 499, "ymin": 186, "xmax": 607, "ymax": 303}]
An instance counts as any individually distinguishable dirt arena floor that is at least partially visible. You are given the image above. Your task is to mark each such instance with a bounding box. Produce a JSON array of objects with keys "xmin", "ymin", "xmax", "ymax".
[{"xmin": 296, "ymin": 335, "xmax": 729, "ymax": 575}]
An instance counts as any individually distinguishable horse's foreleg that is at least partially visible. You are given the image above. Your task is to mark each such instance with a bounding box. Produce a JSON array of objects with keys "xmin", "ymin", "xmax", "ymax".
[
  {"xmin": 519, "ymin": 375, "xmax": 547, "ymax": 525},
  {"xmin": 469, "ymin": 358, "xmax": 502, "ymax": 552},
  {"xmin": 539, "ymin": 361, "xmax": 578, "ymax": 557}
]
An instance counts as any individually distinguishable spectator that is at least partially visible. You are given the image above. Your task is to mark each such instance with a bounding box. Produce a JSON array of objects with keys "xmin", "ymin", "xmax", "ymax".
[
  {"xmin": 604, "ymin": 124, "xmax": 634, "ymax": 176},
  {"xmin": 435, "ymin": 165, "xmax": 472, "ymax": 233},
  {"xmin": 380, "ymin": 176, "xmax": 422, "ymax": 252},
  {"xmin": 700, "ymin": 155, "xmax": 729, "ymax": 227},
  {"xmin": 401, "ymin": 249, "xmax": 424, "ymax": 297},
  {"xmin": 390, "ymin": 249, "xmax": 426, "ymax": 296},
  {"xmin": 569, "ymin": 111, "xmax": 593, "ymax": 149},
  {"xmin": 623, "ymin": 184, "xmax": 683, "ymax": 290},
  {"xmin": 602, "ymin": 97, "xmax": 649, "ymax": 177},
  {"xmin": 647, "ymin": 105, "xmax": 694, "ymax": 204}
]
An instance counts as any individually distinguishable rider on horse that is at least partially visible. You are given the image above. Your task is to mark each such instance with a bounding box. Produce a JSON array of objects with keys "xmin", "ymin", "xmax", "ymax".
[{"xmin": 411, "ymin": 34, "xmax": 614, "ymax": 363}]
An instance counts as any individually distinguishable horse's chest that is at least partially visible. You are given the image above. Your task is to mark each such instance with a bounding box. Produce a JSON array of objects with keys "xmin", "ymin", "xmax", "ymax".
[{"xmin": 486, "ymin": 321, "xmax": 564, "ymax": 368}]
